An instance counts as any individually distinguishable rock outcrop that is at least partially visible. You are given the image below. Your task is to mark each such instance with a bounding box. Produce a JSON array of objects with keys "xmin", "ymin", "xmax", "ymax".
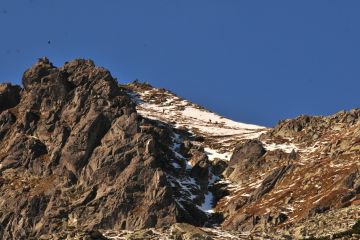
[
  {"xmin": 0, "ymin": 58, "xmax": 359, "ymax": 239},
  {"xmin": 0, "ymin": 58, "xmax": 214, "ymax": 239},
  {"xmin": 0, "ymin": 83, "xmax": 21, "ymax": 113},
  {"xmin": 217, "ymin": 108, "xmax": 360, "ymax": 236}
]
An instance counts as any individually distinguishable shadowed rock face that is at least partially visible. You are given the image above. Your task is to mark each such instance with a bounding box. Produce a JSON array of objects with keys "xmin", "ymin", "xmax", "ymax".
[
  {"xmin": 0, "ymin": 83, "xmax": 21, "ymax": 113},
  {"xmin": 0, "ymin": 58, "xmax": 210, "ymax": 239}
]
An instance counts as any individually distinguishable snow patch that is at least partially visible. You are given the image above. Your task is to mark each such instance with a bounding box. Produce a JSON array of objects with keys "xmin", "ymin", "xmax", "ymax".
[
  {"xmin": 130, "ymin": 86, "xmax": 268, "ymax": 160},
  {"xmin": 198, "ymin": 191, "xmax": 215, "ymax": 214},
  {"xmin": 204, "ymin": 148, "xmax": 231, "ymax": 161},
  {"xmin": 264, "ymin": 142, "xmax": 298, "ymax": 153}
]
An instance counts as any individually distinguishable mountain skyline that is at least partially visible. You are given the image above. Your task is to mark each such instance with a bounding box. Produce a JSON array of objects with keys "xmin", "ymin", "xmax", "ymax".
[
  {"xmin": 0, "ymin": 58, "xmax": 359, "ymax": 239},
  {"xmin": 1, "ymin": 1, "xmax": 360, "ymax": 127}
]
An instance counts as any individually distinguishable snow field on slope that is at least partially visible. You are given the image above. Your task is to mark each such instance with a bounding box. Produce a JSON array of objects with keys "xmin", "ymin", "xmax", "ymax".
[{"xmin": 132, "ymin": 89, "xmax": 267, "ymax": 162}]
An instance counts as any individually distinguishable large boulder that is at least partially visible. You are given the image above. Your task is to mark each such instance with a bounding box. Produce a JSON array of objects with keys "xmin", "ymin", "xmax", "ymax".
[
  {"xmin": 229, "ymin": 139, "xmax": 266, "ymax": 169},
  {"xmin": 224, "ymin": 140, "xmax": 266, "ymax": 182}
]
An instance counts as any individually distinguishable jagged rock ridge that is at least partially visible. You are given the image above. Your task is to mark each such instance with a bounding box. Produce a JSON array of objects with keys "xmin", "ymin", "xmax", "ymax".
[
  {"xmin": 0, "ymin": 58, "xmax": 359, "ymax": 240},
  {"xmin": 123, "ymin": 81, "xmax": 360, "ymax": 239},
  {"xmin": 0, "ymin": 58, "xmax": 220, "ymax": 239}
]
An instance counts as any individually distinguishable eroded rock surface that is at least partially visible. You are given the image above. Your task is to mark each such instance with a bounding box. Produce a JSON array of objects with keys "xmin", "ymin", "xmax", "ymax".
[
  {"xmin": 0, "ymin": 59, "xmax": 359, "ymax": 239},
  {"xmin": 0, "ymin": 83, "xmax": 21, "ymax": 113},
  {"xmin": 0, "ymin": 58, "xmax": 215, "ymax": 239},
  {"xmin": 217, "ymin": 108, "xmax": 360, "ymax": 236}
]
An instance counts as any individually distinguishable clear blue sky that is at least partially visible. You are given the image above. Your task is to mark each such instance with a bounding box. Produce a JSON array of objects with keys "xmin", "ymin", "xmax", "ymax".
[{"xmin": 1, "ymin": 0, "xmax": 359, "ymax": 127}]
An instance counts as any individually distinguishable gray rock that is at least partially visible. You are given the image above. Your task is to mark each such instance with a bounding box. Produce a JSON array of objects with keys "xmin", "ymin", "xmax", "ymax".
[
  {"xmin": 229, "ymin": 139, "xmax": 266, "ymax": 170},
  {"xmin": 0, "ymin": 58, "xmax": 210, "ymax": 239}
]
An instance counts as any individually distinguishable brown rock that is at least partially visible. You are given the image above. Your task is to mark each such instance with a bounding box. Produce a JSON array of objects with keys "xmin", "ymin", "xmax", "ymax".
[
  {"xmin": 0, "ymin": 83, "xmax": 21, "ymax": 113},
  {"xmin": 0, "ymin": 58, "xmax": 210, "ymax": 239}
]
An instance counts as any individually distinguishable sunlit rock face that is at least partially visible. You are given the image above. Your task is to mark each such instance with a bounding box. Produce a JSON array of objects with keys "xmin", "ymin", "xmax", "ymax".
[
  {"xmin": 0, "ymin": 58, "xmax": 359, "ymax": 239},
  {"xmin": 0, "ymin": 58, "xmax": 218, "ymax": 239}
]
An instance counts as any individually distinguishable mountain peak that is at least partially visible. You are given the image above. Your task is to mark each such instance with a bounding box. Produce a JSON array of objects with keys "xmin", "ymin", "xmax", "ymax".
[{"xmin": 0, "ymin": 59, "xmax": 359, "ymax": 239}]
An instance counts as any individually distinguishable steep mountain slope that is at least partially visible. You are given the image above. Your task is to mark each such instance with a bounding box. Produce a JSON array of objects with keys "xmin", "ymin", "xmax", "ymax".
[
  {"xmin": 123, "ymin": 82, "xmax": 360, "ymax": 239},
  {"xmin": 219, "ymin": 111, "xmax": 360, "ymax": 238},
  {"xmin": 0, "ymin": 59, "xmax": 359, "ymax": 239},
  {"xmin": 0, "ymin": 58, "xmax": 222, "ymax": 239},
  {"xmin": 125, "ymin": 81, "xmax": 266, "ymax": 159}
]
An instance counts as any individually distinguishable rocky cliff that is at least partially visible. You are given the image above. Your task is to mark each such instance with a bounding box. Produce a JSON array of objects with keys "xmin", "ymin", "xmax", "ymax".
[
  {"xmin": 0, "ymin": 58, "xmax": 220, "ymax": 239},
  {"xmin": 0, "ymin": 58, "xmax": 359, "ymax": 239}
]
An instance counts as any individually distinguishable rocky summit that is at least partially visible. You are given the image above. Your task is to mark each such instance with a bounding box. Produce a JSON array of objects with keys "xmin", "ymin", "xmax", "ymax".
[{"xmin": 0, "ymin": 58, "xmax": 359, "ymax": 240}]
